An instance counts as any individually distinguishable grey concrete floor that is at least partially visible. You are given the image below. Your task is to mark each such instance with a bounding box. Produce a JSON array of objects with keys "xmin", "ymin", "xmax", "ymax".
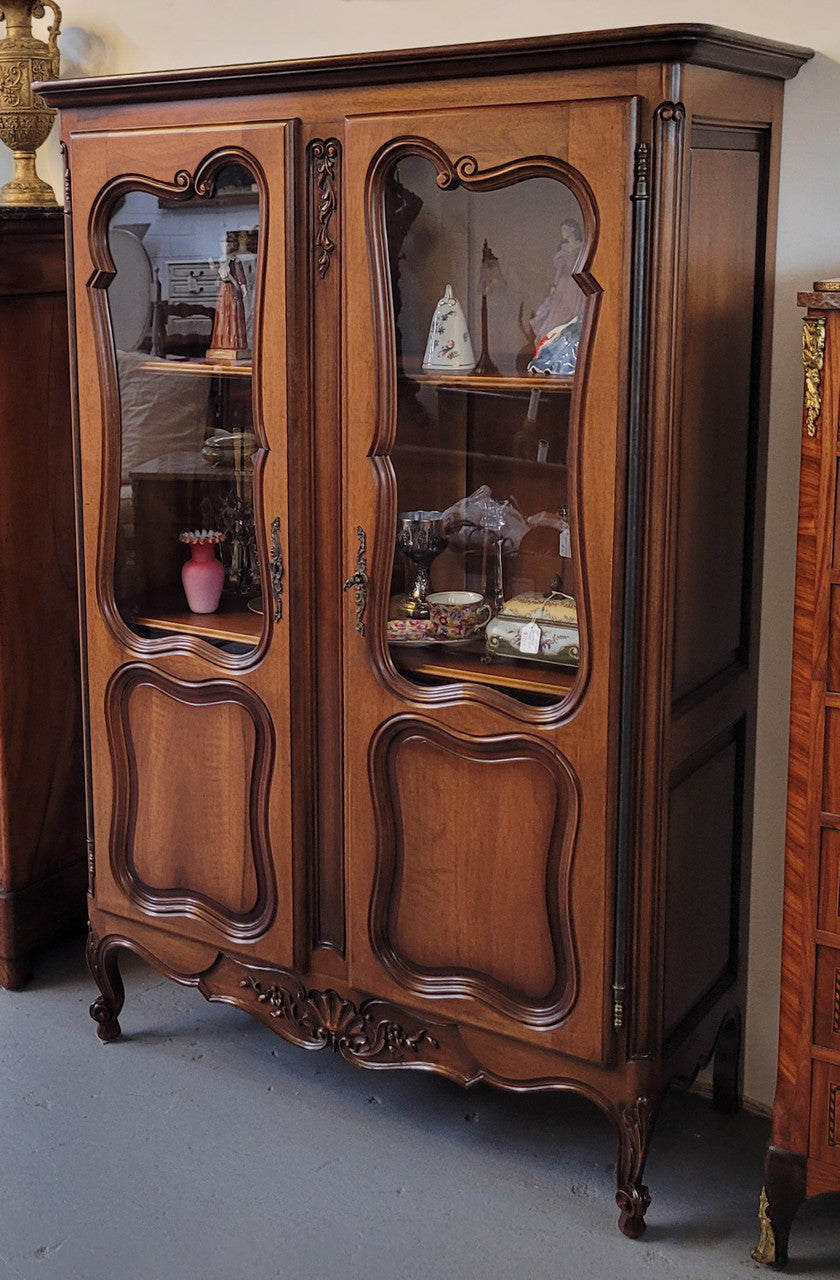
[{"xmin": 1, "ymin": 931, "xmax": 838, "ymax": 1280}]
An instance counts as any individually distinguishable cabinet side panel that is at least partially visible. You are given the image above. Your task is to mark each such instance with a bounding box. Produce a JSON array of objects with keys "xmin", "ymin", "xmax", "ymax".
[
  {"xmin": 0, "ymin": 218, "xmax": 86, "ymax": 985},
  {"xmin": 672, "ymin": 134, "xmax": 764, "ymax": 699},
  {"xmin": 0, "ymin": 271, "xmax": 84, "ymax": 890},
  {"xmin": 663, "ymin": 728, "xmax": 742, "ymax": 1044}
]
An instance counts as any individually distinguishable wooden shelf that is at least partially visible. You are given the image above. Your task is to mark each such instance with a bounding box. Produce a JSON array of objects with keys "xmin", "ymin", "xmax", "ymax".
[
  {"xmin": 393, "ymin": 441, "xmax": 567, "ymax": 472},
  {"xmin": 390, "ymin": 639, "xmax": 576, "ymax": 697},
  {"xmin": 402, "ymin": 369, "xmax": 573, "ymax": 395},
  {"xmin": 129, "ymin": 449, "xmax": 244, "ymax": 481},
  {"xmin": 130, "ymin": 588, "xmax": 263, "ymax": 644},
  {"xmin": 136, "ymin": 357, "xmax": 252, "ymax": 378}
]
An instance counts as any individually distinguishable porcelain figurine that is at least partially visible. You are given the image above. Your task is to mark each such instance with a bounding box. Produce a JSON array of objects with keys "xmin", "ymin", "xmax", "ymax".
[{"xmin": 422, "ymin": 284, "xmax": 475, "ymax": 370}]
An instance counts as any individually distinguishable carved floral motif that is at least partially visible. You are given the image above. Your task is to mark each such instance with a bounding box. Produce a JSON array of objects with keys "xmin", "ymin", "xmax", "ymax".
[
  {"xmin": 655, "ymin": 100, "xmax": 686, "ymax": 124},
  {"xmin": 615, "ymin": 1096, "xmax": 655, "ymax": 1238},
  {"xmin": 269, "ymin": 515, "xmax": 284, "ymax": 621},
  {"xmin": 241, "ymin": 974, "xmax": 440, "ymax": 1060},
  {"xmin": 310, "ymin": 138, "xmax": 340, "ymax": 279},
  {"xmin": 342, "ymin": 525, "xmax": 368, "ymax": 636}
]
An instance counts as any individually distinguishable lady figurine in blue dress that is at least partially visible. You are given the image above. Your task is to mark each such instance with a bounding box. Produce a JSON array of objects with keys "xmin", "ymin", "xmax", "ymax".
[{"xmin": 528, "ymin": 219, "xmax": 584, "ymax": 377}]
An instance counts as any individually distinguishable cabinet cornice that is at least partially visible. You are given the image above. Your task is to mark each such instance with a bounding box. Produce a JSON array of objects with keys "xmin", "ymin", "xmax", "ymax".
[{"xmin": 35, "ymin": 23, "xmax": 812, "ymax": 110}]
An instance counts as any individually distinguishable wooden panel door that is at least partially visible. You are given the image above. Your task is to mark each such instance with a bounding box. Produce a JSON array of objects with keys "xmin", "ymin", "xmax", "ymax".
[
  {"xmin": 69, "ymin": 120, "xmax": 303, "ymax": 969},
  {"xmin": 342, "ymin": 96, "xmax": 638, "ymax": 1066}
]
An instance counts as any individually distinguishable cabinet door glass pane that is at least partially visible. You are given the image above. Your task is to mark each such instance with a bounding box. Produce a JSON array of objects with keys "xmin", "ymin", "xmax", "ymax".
[
  {"xmin": 384, "ymin": 156, "xmax": 590, "ymax": 704},
  {"xmin": 106, "ymin": 164, "xmax": 262, "ymax": 654}
]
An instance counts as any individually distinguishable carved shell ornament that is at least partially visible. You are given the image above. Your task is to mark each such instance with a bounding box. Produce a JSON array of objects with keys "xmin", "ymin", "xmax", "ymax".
[{"xmin": 241, "ymin": 975, "xmax": 440, "ymax": 1060}]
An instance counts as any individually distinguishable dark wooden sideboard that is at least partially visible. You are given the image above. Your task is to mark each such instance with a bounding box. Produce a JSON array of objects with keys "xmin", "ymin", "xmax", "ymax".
[{"xmin": 0, "ymin": 208, "xmax": 86, "ymax": 988}]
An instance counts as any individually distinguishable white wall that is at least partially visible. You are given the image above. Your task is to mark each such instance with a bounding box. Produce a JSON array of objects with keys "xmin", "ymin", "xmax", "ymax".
[{"xmin": 13, "ymin": 0, "xmax": 840, "ymax": 1112}]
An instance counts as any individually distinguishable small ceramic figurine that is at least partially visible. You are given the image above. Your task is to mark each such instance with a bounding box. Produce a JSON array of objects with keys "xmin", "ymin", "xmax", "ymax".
[
  {"xmin": 528, "ymin": 314, "xmax": 583, "ymax": 377},
  {"xmin": 422, "ymin": 284, "xmax": 475, "ymax": 370},
  {"xmin": 530, "ymin": 218, "xmax": 585, "ymax": 344},
  {"xmin": 206, "ymin": 255, "xmax": 249, "ymax": 361}
]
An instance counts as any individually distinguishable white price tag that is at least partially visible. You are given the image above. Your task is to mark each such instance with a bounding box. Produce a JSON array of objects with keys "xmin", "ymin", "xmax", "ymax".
[
  {"xmin": 519, "ymin": 622, "xmax": 542, "ymax": 655},
  {"xmin": 558, "ymin": 522, "xmax": 572, "ymax": 558}
]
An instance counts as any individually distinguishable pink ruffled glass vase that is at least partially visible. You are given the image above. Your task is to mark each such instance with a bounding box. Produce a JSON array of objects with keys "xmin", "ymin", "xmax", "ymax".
[{"xmin": 179, "ymin": 530, "xmax": 226, "ymax": 613}]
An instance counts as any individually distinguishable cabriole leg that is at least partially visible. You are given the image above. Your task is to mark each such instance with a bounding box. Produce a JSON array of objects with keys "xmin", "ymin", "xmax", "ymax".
[
  {"xmin": 86, "ymin": 926, "xmax": 125, "ymax": 1042},
  {"xmin": 752, "ymin": 1146, "xmax": 807, "ymax": 1266},
  {"xmin": 712, "ymin": 1008, "xmax": 742, "ymax": 1116},
  {"xmin": 615, "ymin": 1096, "xmax": 656, "ymax": 1238}
]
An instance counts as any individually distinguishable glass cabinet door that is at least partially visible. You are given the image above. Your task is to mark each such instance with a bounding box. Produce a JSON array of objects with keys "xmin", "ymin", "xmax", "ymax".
[
  {"xmin": 104, "ymin": 161, "xmax": 263, "ymax": 655},
  {"xmin": 378, "ymin": 151, "xmax": 596, "ymax": 705}
]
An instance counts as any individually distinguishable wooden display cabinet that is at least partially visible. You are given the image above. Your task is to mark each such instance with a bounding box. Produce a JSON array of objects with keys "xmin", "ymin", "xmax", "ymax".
[
  {"xmin": 40, "ymin": 24, "xmax": 811, "ymax": 1238},
  {"xmin": 753, "ymin": 287, "xmax": 840, "ymax": 1266},
  {"xmin": 0, "ymin": 209, "xmax": 86, "ymax": 988}
]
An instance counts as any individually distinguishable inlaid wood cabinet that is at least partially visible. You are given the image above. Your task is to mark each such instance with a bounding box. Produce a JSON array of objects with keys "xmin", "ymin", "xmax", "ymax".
[
  {"xmin": 754, "ymin": 287, "xmax": 840, "ymax": 1266},
  {"xmin": 40, "ymin": 24, "xmax": 810, "ymax": 1238}
]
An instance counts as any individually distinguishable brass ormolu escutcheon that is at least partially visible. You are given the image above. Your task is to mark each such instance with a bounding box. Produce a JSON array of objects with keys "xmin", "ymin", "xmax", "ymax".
[
  {"xmin": 343, "ymin": 525, "xmax": 368, "ymax": 636},
  {"xmin": 269, "ymin": 515, "xmax": 284, "ymax": 621},
  {"xmin": 802, "ymin": 316, "xmax": 826, "ymax": 438}
]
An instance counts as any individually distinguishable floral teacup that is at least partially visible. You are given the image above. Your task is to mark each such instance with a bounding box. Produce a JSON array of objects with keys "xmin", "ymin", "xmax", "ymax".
[{"xmin": 426, "ymin": 590, "xmax": 492, "ymax": 640}]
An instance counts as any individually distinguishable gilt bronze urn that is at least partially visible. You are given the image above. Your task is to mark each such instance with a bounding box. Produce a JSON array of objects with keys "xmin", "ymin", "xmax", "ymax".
[{"xmin": 0, "ymin": 1, "xmax": 61, "ymax": 206}]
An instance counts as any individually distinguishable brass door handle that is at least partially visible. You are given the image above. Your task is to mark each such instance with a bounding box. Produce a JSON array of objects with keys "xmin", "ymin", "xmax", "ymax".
[
  {"xmin": 343, "ymin": 526, "xmax": 368, "ymax": 635},
  {"xmin": 269, "ymin": 516, "xmax": 284, "ymax": 621}
]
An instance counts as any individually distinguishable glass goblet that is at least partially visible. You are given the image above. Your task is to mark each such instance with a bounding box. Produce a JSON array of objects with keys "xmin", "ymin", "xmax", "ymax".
[{"xmin": 396, "ymin": 510, "xmax": 447, "ymax": 618}]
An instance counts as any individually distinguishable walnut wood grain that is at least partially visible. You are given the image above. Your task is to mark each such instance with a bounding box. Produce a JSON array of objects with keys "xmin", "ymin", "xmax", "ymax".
[
  {"xmin": 58, "ymin": 30, "xmax": 807, "ymax": 1239},
  {"xmin": 367, "ymin": 717, "xmax": 580, "ymax": 1028},
  {"xmin": 106, "ymin": 665, "xmax": 276, "ymax": 938}
]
